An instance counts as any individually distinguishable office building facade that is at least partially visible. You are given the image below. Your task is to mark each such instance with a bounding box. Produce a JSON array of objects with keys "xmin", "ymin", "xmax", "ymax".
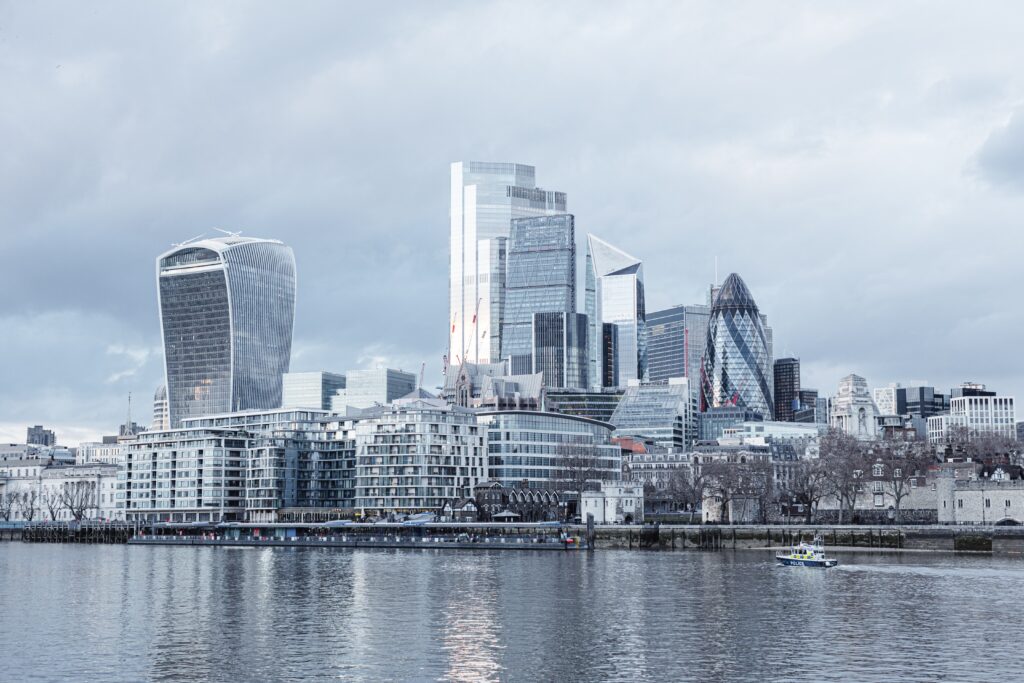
[
  {"xmin": 449, "ymin": 162, "xmax": 566, "ymax": 367},
  {"xmin": 773, "ymin": 358, "xmax": 801, "ymax": 422},
  {"xmin": 478, "ymin": 411, "xmax": 620, "ymax": 490},
  {"xmin": 609, "ymin": 378, "xmax": 696, "ymax": 450},
  {"xmin": 157, "ymin": 236, "xmax": 296, "ymax": 427},
  {"xmin": 646, "ymin": 304, "xmax": 710, "ymax": 392},
  {"xmin": 502, "ymin": 214, "xmax": 586, "ymax": 388},
  {"xmin": 700, "ymin": 273, "xmax": 774, "ymax": 419},
  {"xmin": 585, "ymin": 234, "xmax": 646, "ymax": 389},
  {"xmin": 331, "ymin": 368, "xmax": 417, "ymax": 411},
  {"xmin": 282, "ymin": 371, "xmax": 347, "ymax": 410}
]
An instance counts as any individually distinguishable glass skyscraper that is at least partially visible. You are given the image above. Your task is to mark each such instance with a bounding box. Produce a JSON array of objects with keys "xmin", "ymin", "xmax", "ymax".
[
  {"xmin": 502, "ymin": 214, "xmax": 586, "ymax": 388},
  {"xmin": 646, "ymin": 303, "xmax": 710, "ymax": 391},
  {"xmin": 773, "ymin": 357, "xmax": 801, "ymax": 422},
  {"xmin": 585, "ymin": 234, "xmax": 646, "ymax": 389},
  {"xmin": 700, "ymin": 273, "xmax": 774, "ymax": 419},
  {"xmin": 157, "ymin": 236, "xmax": 296, "ymax": 427},
  {"xmin": 449, "ymin": 162, "xmax": 566, "ymax": 367}
]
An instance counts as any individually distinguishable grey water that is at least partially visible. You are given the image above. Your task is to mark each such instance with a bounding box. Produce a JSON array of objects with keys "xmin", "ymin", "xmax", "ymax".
[{"xmin": 0, "ymin": 544, "xmax": 1018, "ymax": 682}]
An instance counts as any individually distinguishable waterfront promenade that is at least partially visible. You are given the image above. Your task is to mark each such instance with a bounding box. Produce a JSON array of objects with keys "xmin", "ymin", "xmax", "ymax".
[{"xmin": 6, "ymin": 521, "xmax": 1024, "ymax": 554}]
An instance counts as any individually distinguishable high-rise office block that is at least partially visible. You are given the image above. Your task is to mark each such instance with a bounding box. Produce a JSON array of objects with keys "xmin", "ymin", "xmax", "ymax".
[
  {"xmin": 646, "ymin": 304, "xmax": 710, "ymax": 390},
  {"xmin": 449, "ymin": 162, "xmax": 566, "ymax": 367},
  {"xmin": 585, "ymin": 234, "xmax": 646, "ymax": 390},
  {"xmin": 502, "ymin": 214, "xmax": 585, "ymax": 388},
  {"xmin": 157, "ymin": 236, "xmax": 296, "ymax": 427},
  {"xmin": 282, "ymin": 371, "xmax": 347, "ymax": 410},
  {"xmin": 773, "ymin": 358, "xmax": 801, "ymax": 422},
  {"xmin": 700, "ymin": 273, "xmax": 773, "ymax": 419}
]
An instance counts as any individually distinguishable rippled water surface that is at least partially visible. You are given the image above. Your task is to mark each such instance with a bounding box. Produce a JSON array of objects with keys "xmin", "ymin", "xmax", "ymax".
[{"xmin": 0, "ymin": 543, "xmax": 1020, "ymax": 682}]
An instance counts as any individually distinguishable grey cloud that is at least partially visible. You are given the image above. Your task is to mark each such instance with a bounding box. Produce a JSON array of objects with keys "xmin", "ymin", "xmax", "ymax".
[
  {"xmin": 1, "ymin": 2, "xmax": 1023, "ymax": 441},
  {"xmin": 977, "ymin": 111, "xmax": 1024, "ymax": 187}
]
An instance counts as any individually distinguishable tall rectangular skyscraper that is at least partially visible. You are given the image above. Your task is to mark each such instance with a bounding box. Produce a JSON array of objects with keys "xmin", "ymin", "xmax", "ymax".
[
  {"xmin": 503, "ymin": 214, "xmax": 586, "ymax": 388},
  {"xmin": 586, "ymin": 234, "xmax": 646, "ymax": 389},
  {"xmin": 773, "ymin": 357, "xmax": 801, "ymax": 421},
  {"xmin": 449, "ymin": 162, "xmax": 566, "ymax": 368},
  {"xmin": 157, "ymin": 236, "xmax": 296, "ymax": 427},
  {"xmin": 646, "ymin": 304, "xmax": 710, "ymax": 391}
]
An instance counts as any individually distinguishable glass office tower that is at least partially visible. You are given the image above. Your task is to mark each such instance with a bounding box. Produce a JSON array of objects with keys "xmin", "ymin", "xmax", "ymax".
[
  {"xmin": 503, "ymin": 214, "xmax": 586, "ymax": 388},
  {"xmin": 449, "ymin": 162, "xmax": 566, "ymax": 366},
  {"xmin": 585, "ymin": 234, "xmax": 646, "ymax": 389},
  {"xmin": 700, "ymin": 273, "xmax": 773, "ymax": 419},
  {"xmin": 157, "ymin": 236, "xmax": 296, "ymax": 427},
  {"xmin": 773, "ymin": 357, "xmax": 801, "ymax": 422},
  {"xmin": 646, "ymin": 303, "xmax": 710, "ymax": 391}
]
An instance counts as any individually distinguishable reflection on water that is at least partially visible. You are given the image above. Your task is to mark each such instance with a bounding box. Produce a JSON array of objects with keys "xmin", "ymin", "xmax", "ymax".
[{"xmin": 1, "ymin": 544, "xmax": 1021, "ymax": 682}]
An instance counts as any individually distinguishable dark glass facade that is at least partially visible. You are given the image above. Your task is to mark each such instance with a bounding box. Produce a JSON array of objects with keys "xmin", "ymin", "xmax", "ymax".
[
  {"xmin": 701, "ymin": 273, "xmax": 774, "ymax": 419},
  {"xmin": 158, "ymin": 238, "xmax": 296, "ymax": 427},
  {"xmin": 773, "ymin": 357, "xmax": 801, "ymax": 422},
  {"xmin": 503, "ymin": 214, "xmax": 585, "ymax": 388},
  {"xmin": 646, "ymin": 304, "xmax": 710, "ymax": 388}
]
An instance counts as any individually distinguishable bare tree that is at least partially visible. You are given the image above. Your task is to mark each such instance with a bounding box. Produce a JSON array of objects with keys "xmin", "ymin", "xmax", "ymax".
[
  {"xmin": 784, "ymin": 460, "xmax": 829, "ymax": 524},
  {"xmin": 59, "ymin": 481, "xmax": 98, "ymax": 521},
  {"xmin": 878, "ymin": 439, "xmax": 935, "ymax": 524},
  {"xmin": 666, "ymin": 465, "xmax": 708, "ymax": 521},
  {"xmin": 702, "ymin": 458, "xmax": 773, "ymax": 524},
  {"xmin": 820, "ymin": 428, "xmax": 868, "ymax": 524},
  {"xmin": 15, "ymin": 490, "xmax": 39, "ymax": 522},
  {"xmin": 41, "ymin": 487, "xmax": 63, "ymax": 521},
  {"xmin": 556, "ymin": 442, "xmax": 601, "ymax": 495},
  {"xmin": 0, "ymin": 491, "xmax": 15, "ymax": 521}
]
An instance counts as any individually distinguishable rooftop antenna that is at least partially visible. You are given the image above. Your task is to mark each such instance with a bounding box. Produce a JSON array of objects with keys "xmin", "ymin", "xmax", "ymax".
[
  {"xmin": 126, "ymin": 392, "xmax": 132, "ymax": 433},
  {"xmin": 714, "ymin": 256, "xmax": 719, "ymax": 286},
  {"xmin": 172, "ymin": 233, "xmax": 206, "ymax": 248},
  {"xmin": 214, "ymin": 228, "xmax": 243, "ymax": 238}
]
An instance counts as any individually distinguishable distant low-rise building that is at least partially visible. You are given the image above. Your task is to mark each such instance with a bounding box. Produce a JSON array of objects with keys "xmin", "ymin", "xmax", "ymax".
[
  {"xmin": 0, "ymin": 461, "xmax": 119, "ymax": 521},
  {"xmin": 580, "ymin": 481, "xmax": 644, "ymax": 524}
]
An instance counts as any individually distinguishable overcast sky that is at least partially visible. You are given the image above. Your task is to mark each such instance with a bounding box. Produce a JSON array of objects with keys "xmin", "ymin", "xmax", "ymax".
[{"xmin": 2, "ymin": 1, "xmax": 1023, "ymax": 444}]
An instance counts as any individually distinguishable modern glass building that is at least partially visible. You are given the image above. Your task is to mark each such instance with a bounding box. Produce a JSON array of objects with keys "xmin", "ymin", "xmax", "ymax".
[
  {"xmin": 609, "ymin": 378, "xmax": 696, "ymax": 450},
  {"xmin": 330, "ymin": 368, "xmax": 417, "ymax": 411},
  {"xmin": 157, "ymin": 236, "xmax": 296, "ymax": 427},
  {"xmin": 449, "ymin": 162, "xmax": 566, "ymax": 366},
  {"xmin": 282, "ymin": 371, "xmax": 347, "ymax": 410},
  {"xmin": 544, "ymin": 388, "xmax": 625, "ymax": 424},
  {"xmin": 502, "ymin": 214, "xmax": 586, "ymax": 388},
  {"xmin": 697, "ymin": 405, "xmax": 764, "ymax": 441},
  {"xmin": 773, "ymin": 358, "xmax": 801, "ymax": 422},
  {"xmin": 700, "ymin": 273, "xmax": 774, "ymax": 419},
  {"xmin": 585, "ymin": 234, "xmax": 646, "ymax": 390},
  {"xmin": 477, "ymin": 411, "xmax": 620, "ymax": 490},
  {"xmin": 646, "ymin": 304, "xmax": 710, "ymax": 391}
]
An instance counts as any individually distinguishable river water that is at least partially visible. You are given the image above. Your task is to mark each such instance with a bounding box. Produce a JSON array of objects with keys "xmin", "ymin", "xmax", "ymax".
[{"xmin": 0, "ymin": 543, "xmax": 1019, "ymax": 682}]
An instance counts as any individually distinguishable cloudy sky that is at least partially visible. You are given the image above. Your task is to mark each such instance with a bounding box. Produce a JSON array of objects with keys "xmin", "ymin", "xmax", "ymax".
[{"xmin": 2, "ymin": 2, "xmax": 1023, "ymax": 444}]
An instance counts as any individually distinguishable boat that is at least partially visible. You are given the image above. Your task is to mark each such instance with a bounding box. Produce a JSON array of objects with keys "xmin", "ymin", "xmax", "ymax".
[{"xmin": 776, "ymin": 535, "xmax": 838, "ymax": 568}]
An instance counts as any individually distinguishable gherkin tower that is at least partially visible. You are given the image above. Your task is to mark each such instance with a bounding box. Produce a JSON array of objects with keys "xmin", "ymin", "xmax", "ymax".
[{"xmin": 700, "ymin": 273, "xmax": 774, "ymax": 418}]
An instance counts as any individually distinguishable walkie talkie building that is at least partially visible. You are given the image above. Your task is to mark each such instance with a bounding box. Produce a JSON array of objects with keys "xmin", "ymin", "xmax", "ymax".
[
  {"xmin": 157, "ymin": 236, "xmax": 296, "ymax": 427},
  {"xmin": 700, "ymin": 273, "xmax": 774, "ymax": 419}
]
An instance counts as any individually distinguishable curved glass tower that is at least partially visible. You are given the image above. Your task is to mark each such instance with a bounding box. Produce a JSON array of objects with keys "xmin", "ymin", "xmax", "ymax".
[
  {"xmin": 157, "ymin": 236, "xmax": 296, "ymax": 427},
  {"xmin": 700, "ymin": 273, "xmax": 773, "ymax": 418}
]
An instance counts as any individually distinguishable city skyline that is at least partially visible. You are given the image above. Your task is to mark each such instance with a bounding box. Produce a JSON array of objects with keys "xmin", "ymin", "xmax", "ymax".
[{"xmin": 3, "ymin": 3, "xmax": 1024, "ymax": 442}]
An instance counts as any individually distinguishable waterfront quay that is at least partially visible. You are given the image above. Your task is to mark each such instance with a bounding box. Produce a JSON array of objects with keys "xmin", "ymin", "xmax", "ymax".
[{"xmin": 9, "ymin": 520, "xmax": 1024, "ymax": 554}]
